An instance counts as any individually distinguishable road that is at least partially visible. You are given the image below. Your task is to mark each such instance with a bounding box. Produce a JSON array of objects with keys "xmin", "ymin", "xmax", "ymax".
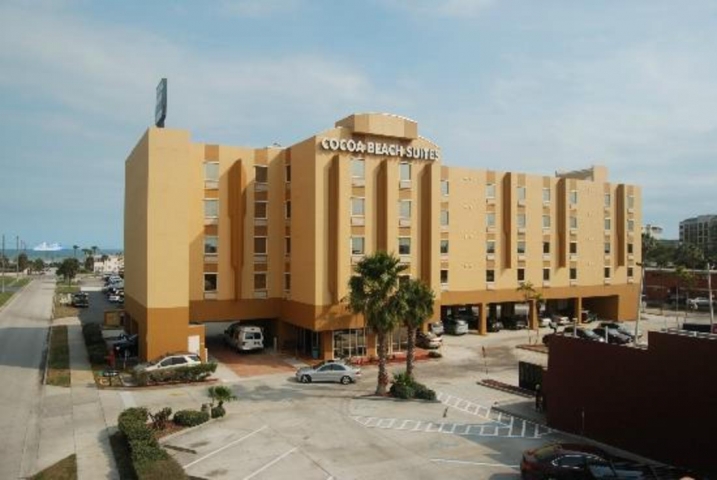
[{"xmin": 0, "ymin": 276, "xmax": 53, "ymax": 479}]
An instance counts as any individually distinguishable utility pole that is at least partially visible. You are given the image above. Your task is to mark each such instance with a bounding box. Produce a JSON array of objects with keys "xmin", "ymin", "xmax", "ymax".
[
  {"xmin": 1, "ymin": 234, "xmax": 5, "ymax": 294},
  {"xmin": 16, "ymin": 236, "xmax": 19, "ymax": 278}
]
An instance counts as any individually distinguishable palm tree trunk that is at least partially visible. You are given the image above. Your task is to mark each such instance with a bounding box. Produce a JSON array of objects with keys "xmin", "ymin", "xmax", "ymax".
[
  {"xmin": 406, "ymin": 327, "xmax": 417, "ymax": 379},
  {"xmin": 376, "ymin": 332, "xmax": 389, "ymax": 395}
]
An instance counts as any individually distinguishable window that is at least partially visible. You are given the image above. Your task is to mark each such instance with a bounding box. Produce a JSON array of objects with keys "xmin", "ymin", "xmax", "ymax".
[
  {"xmin": 486, "ymin": 269, "xmax": 495, "ymax": 283},
  {"xmin": 543, "ymin": 268, "xmax": 550, "ymax": 281},
  {"xmin": 517, "ymin": 241, "xmax": 526, "ymax": 254},
  {"xmin": 285, "ymin": 164, "xmax": 291, "ymax": 182},
  {"xmin": 351, "ymin": 197, "xmax": 365, "ymax": 216},
  {"xmin": 517, "ymin": 213, "xmax": 526, "ymax": 228},
  {"xmin": 254, "ymin": 273, "xmax": 267, "ymax": 290},
  {"xmin": 440, "ymin": 240, "xmax": 449, "ymax": 255},
  {"xmin": 604, "ymin": 267, "xmax": 611, "ymax": 279},
  {"xmin": 604, "ymin": 193, "xmax": 611, "ymax": 207},
  {"xmin": 285, "ymin": 200, "xmax": 292, "ymax": 219},
  {"xmin": 255, "ymin": 165, "xmax": 268, "ymax": 183},
  {"xmin": 204, "ymin": 162, "xmax": 219, "ymax": 182},
  {"xmin": 628, "ymin": 219, "xmax": 635, "ymax": 231},
  {"xmin": 570, "ymin": 242, "xmax": 577, "ymax": 255},
  {"xmin": 399, "ymin": 200, "xmax": 411, "ymax": 219},
  {"xmin": 486, "ymin": 183, "xmax": 496, "ymax": 199},
  {"xmin": 285, "ymin": 237, "xmax": 291, "ymax": 255},
  {"xmin": 543, "ymin": 215, "xmax": 551, "ymax": 228},
  {"xmin": 517, "ymin": 268, "xmax": 525, "ymax": 282},
  {"xmin": 569, "ymin": 190, "xmax": 578, "ymax": 204},
  {"xmin": 628, "ymin": 195, "xmax": 635, "ymax": 209},
  {"xmin": 204, "ymin": 273, "xmax": 217, "ymax": 292},
  {"xmin": 351, "ymin": 158, "xmax": 365, "ymax": 179},
  {"xmin": 440, "ymin": 269, "xmax": 449, "ymax": 285},
  {"xmin": 441, "ymin": 210, "xmax": 449, "ymax": 227},
  {"xmin": 604, "ymin": 242, "xmax": 611, "ymax": 254},
  {"xmin": 284, "ymin": 273, "xmax": 291, "ymax": 291},
  {"xmin": 441, "ymin": 180, "xmax": 449, "ymax": 196},
  {"xmin": 517, "ymin": 186, "xmax": 526, "ymax": 201},
  {"xmin": 543, "ymin": 188, "xmax": 551, "ymax": 202},
  {"xmin": 604, "ymin": 218, "xmax": 611, "ymax": 230},
  {"xmin": 204, "ymin": 199, "xmax": 218, "ymax": 218},
  {"xmin": 333, "ymin": 328, "xmax": 367, "ymax": 359},
  {"xmin": 400, "ymin": 162, "xmax": 411, "ymax": 181},
  {"xmin": 398, "ymin": 237, "xmax": 411, "ymax": 255},
  {"xmin": 570, "ymin": 216, "xmax": 578, "ymax": 229},
  {"xmin": 486, "ymin": 240, "xmax": 495, "ymax": 254},
  {"xmin": 570, "ymin": 268, "xmax": 577, "ymax": 280},
  {"xmin": 255, "ymin": 201, "xmax": 267, "ymax": 219},
  {"xmin": 254, "ymin": 237, "xmax": 267, "ymax": 254},
  {"xmin": 204, "ymin": 236, "xmax": 218, "ymax": 255},
  {"xmin": 543, "ymin": 241, "xmax": 550, "ymax": 254},
  {"xmin": 486, "ymin": 213, "xmax": 496, "ymax": 227},
  {"xmin": 351, "ymin": 237, "xmax": 365, "ymax": 255},
  {"xmin": 627, "ymin": 243, "xmax": 633, "ymax": 254},
  {"xmin": 628, "ymin": 267, "xmax": 634, "ymax": 278}
]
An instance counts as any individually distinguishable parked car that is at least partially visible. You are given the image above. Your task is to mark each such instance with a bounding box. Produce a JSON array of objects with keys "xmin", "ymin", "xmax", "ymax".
[
  {"xmin": 224, "ymin": 323, "xmax": 265, "ymax": 352},
  {"xmin": 521, "ymin": 443, "xmax": 612, "ymax": 479},
  {"xmin": 428, "ymin": 321, "xmax": 444, "ymax": 336},
  {"xmin": 443, "ymin": 317, "xmax": 469, "ymax": 335},
  {"xmin": 416, "ymin": 331, "xmax": 442, "ymax": 349},
  {"xmin": 549, "ymin": 313, "xmax": 571, "ymax": 327},
  {"xmin": 71, "ymin": 292, "xmax": 89, "ymax": 308},
  {"xmin": 598, "ymin": 321, "xmax": 641, "ymax": 340},
  {"xmin": 562, "ymin": 326, "xmax": 605, "ymax": 342},
  {"xmin": 592, "ymin": 327, "xmax": 632, "ymax": 345},
  {"xmin": 113, "ymin": 334, "xmax": 138, "ymax": 357},
  {"xmin": 502, "ymin": 315, "xmax": 528, "ymax": 330},
  {"xmin": 487, "ymin": 317, "xmax": 504, "ymax": 332},
  {"xmin": 295, "ymin": 360, "xmax": 361, "ymax": 384},
  {"xmin": 687, "ymin": 297, "xmax": 713, "ymax": 311},
  {"xmin": 135, "ymin": 352, "xmax": 202, "ymax": 372},
  {"xmin": 581, "ymin": 310, "xmax": 598, "ymax": 323}
]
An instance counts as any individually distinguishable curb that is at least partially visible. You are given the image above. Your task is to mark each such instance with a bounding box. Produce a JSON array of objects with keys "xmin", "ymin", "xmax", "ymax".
[
  {"xmin": 0, "ymin": 276, "xmax": 33, "ymax": 314},
  {"xmin": 159, "ymin": 416, "xmax": 222, "ymax": 445}
]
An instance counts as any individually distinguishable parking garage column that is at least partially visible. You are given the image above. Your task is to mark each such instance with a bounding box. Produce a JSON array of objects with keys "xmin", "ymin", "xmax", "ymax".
[
  {"xmin": 575, "ymin": 296, "xmax": 583, "ymax": 324},
  {"xmin": 478, "ymin": 303, "xmax": 487, "ymax": 335}
]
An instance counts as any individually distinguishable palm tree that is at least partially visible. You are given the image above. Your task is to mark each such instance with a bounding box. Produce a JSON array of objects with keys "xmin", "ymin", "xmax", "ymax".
[
  {"xmin": 207, "ymin": 385, "xmax": 236, "ymax": 408},
  {"xmin": 81, "ymin": 248, "xmax": 92, "ymax": 259},
  {"xmin": 91, "ymin": 246, "xmax": 99, "ymax": 258},
  {"xmin": 517, "ymin": 280, "xmax": 544, "ymax": 336},
  {"xmin": 396, "ymin": 279, "xmax": 435, "ymax": 379},
  {"xmin": 72, "ymin": 245, "xmax": 79, "ymax": 259},
  {"xmin": 347, "ymin": 251, "xmax": 407, "ymax": 395}
]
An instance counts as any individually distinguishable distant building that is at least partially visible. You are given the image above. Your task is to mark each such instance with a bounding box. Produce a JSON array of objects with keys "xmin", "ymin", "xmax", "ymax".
[
  {"xmin": 679, "ymin": 214, "xmax": 717, "ymax": 253},
  {"xmin": 93, "ymin": 254, "xmax": 124, "ymax": 274},
  {"xmin": 642, "ymin": 223, "xmax": 663, "ymax": 240}
]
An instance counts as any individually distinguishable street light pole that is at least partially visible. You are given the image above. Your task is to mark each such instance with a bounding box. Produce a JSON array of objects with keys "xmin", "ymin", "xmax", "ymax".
[
  {"xmin": 15, "ymin": 236, "xmax": 19, "ymax": 277},
  {"xmin": 708, "ymin": 262, "xmax": 714, "ymax": 332},
  {"xmin": 635, "ymin": 262, "xmax": 645, "ymax": 344},
  {"xmin": 1, "ymin": 234, "xmax": 4, "ymax": 294}
]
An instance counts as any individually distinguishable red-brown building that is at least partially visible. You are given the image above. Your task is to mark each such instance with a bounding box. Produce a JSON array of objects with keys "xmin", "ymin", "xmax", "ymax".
[{"xmin": 545, "ymin": 331, "xmax": 717, "ymax": 476}]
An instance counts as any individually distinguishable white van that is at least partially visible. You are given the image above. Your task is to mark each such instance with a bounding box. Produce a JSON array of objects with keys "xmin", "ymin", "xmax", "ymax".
[{"xmin": 224, "ymin": 324, "xmax": 264, "ymax": 352}]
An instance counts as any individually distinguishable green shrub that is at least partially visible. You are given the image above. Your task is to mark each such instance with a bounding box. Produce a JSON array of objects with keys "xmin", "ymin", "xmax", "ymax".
[
  {"xmin": 173, "ymin": 409, "xmax": 210, "ymax": 427},
  {"xmin": 133, "ymin": 363, "xmax": 217, "ymax": 386},
  {"xmin": 389, "ymin": 371, "xmax": 436, "ymax": 401},
  {"xmin": 149, "ymin": 407, "xmax": 172, "ymax": 431},
  {"xmin": 210, "ymin": 405, "xmax": 225, "ymax": 419}
]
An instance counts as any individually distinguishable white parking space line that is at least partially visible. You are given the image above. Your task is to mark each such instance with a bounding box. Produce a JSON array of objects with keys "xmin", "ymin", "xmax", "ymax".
[
  {"xmin": 183, "ymin": 425, "xmax": 268, "ymax": 469},
  {"xmin": 430, "ymin": 458, "xmax": 520, "ymax": 469},
  {"xmin": 242, "ymin": 447, "xmax": 297, "ymax": 480}
]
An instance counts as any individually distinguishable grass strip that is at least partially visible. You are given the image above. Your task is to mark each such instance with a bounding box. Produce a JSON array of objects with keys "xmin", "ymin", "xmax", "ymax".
[
  {"xmin": 47, "ymin": 326, "xmax": 71, "ymax": 387},
  {"xmin": 29, "ymin": 454, "xmax": 77, "ymax": 480},
  {"xmin": 0, "ymin": 291, "xmax": 11, "ymax": 307}
]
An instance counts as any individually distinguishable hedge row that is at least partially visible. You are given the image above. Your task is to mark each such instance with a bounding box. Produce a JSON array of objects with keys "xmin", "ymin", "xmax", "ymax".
[
  {"xmin": 82, "ymin": 323, "xmax": 108, "ymax": 365},
  {"xmin": 133, "ymin": 363, "xmax": 217, "ymax": 386},
  {"xmin": 173, "ymin": 409, "xmax": 210, "ymax": 427},
  {"xmin": 389, "ymin": 372, "xmax": 437, "ymax": 401},
  {"xmin": 117, "ymin": 407, "xmax": 187, "ymax": 480}
]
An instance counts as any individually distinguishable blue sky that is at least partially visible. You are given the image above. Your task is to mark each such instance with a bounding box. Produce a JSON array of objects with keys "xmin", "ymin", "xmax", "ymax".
[{"xmin": 1, "ymin": 0, "xmax": 716, "ymax": 249}]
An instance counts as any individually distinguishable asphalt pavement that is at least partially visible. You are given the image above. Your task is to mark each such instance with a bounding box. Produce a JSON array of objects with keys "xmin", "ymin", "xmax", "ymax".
[{"xmin": 0, "ymin": 275, "xmax": 53, "ymax": 479}]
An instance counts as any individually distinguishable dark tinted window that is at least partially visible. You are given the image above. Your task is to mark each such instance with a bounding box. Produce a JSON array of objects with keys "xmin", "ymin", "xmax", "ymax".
[
  {"xmin": 554, "ymin": 455, "xmax": 586, "ymax": 468},
  {"xmin": 533, "ymin": 445, "xmax": 559, "ymax": 461},
  {"xmin": 173, "ymin": 357, "xmax": 188, "ymax": 365}
]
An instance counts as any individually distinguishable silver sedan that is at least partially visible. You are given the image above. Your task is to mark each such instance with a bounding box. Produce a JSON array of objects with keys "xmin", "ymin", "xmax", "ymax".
[{"xmin": 295, "ymin": 361, "xmax": 361, "ymax": 385}]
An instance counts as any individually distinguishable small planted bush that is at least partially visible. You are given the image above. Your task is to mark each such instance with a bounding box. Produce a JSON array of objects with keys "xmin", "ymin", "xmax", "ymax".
[
  {"xmin": 389, "ymin": 371, "xmax": 436, "ymax": 401},
  {"xmin": 133, "ymin": 363, "xmax": 217, "ymax": 386},
  {"xmin": 149, "ymin": 407, "xmax": 172, "ymax": 431},
  {"xmin": 211, "ymin": 405, "xmax": 226, "ymax": 419},
  {"xmin": 173, "ymin": 409, "xmax": 210, "ymax": 427}
]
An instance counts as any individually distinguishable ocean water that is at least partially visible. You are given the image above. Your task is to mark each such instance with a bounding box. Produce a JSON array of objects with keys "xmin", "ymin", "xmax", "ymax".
[{"xmin": 0, "ymin": 248, "xmax": 122, "ymax": 261}]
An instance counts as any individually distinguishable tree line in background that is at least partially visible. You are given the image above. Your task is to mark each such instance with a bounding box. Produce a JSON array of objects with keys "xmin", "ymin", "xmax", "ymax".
[{"xmin": 642, "ymin": 233, "xmax": 715, "ymax": 270}]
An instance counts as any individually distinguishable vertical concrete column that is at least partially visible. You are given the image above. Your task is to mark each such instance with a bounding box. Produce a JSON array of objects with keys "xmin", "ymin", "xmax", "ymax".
[
  {"xmin": 575, "ymin": 296, "xmax": 583, "ymax": 324},
  {"xmin": 321, "ymin": 330, "xmax": 333, "ymax": 360},
  {"xmin": 478, "ymin": 303, "xmax": 487, "ymax": 336}
]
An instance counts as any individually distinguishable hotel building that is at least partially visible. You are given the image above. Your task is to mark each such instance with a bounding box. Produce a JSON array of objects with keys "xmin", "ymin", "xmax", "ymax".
[{"xmin": 124, "ymin": 113, "xmax": 641, "ymax": 362}]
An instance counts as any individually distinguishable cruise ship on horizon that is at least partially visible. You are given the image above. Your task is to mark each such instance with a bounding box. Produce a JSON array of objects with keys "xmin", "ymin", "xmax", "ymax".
[{"xmin": 33, "ymin": 242, "xmax": 63, "ymax": 252}]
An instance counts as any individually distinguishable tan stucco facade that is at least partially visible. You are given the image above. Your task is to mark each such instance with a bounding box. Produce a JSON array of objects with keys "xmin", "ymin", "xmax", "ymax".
[{"xmin": 124, "ymin": 113, "xmax": 641, "ymax": 361}]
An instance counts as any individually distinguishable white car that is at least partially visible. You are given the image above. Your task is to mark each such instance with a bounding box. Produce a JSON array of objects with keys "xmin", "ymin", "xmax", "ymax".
[{"xmin": 135, "ymin": 353, "xmax": 202, "ymax": 372}]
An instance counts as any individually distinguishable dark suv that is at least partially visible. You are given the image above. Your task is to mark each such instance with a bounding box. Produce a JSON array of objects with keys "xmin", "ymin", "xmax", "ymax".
[{"xmin": 72, "ymin": 292, "xmax": 89, "ymax": 308}]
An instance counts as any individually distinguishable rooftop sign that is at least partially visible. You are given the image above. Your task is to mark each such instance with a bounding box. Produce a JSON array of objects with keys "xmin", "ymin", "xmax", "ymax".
[{"xmin": 320, "ymin": 137, "xmax": 439, "ymax": 160}]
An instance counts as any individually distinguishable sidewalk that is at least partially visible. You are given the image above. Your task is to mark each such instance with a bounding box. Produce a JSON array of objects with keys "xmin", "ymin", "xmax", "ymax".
[{"xmin": 40, "ymin": 317, "xmax": 119, "ymax": 479}]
